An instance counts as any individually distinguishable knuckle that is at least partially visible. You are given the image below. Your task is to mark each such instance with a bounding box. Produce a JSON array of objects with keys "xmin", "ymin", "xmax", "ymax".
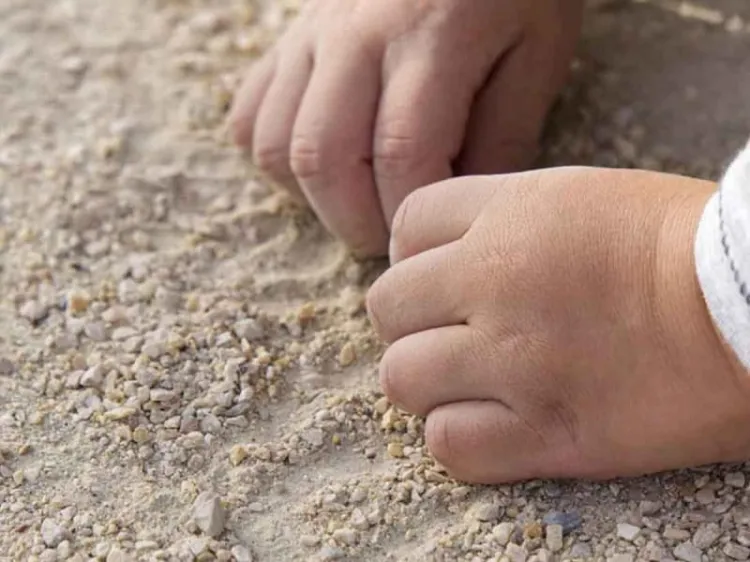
[
  {"xmin": 253, "ymin": 143, "xmax": 289, "ymax": 175},
  {"xmin": 374, "ymin": 122, "xmax": 427, "ymax": 178},
  {"xmin": 289, "ymin": 134, "xmax": 326, "ymax": 181}
]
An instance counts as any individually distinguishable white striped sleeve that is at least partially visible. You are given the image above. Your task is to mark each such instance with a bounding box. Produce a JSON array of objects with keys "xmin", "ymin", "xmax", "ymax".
[{"xmin": 695, "ymin": 141, "xmax": 750, "ymax": 370}]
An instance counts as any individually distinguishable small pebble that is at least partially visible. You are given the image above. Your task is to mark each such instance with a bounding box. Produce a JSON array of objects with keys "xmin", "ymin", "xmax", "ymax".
[
  {"xmin": 542, "ymin": 511, "xmax": 581, "ymax": 535},
  {"xmin": 692, "ymin": 522, "xmax": 721, "ymax": 550},
  {"xmin": 229, "ymin": 445, "xmax": 248, "ymax": 466},
  {"xmin": 373, "ymin": 397, "xmax": 390, "ymax": 415},
  {"xmin": 616, "ymin": 522, "xmax": 641, "ymax": 542},
  {"xmin": 215, "ymin": 331, "xmax": 235, "ymax": 347},
  {"xmin": 674, "ymin": 540, "xmax": 703, "ymax": 562},
  {"xmin": 297, "ymin": 302, "xmax": 316, "ymax": 322},
  {"xmin": 230, "ymin": 545, "xmax": 253, "ymax": 562},
  {"xmin": 726, "ymin": 472, "xmax": 747, "ymax": 489},
  {"xmin": 200, "ymin": 414, "xmax": 221, "ymax": 434},
  {"xmin": 84, "ymin": 321, "xmax": 107, "ymax": 341},
  {"xmin": 233, "ymin": 319, "xmax": 264, "ymax": 341},
  {"xmin": 80, "ymin": 365, "xmax": 104, "ymax": 388},
  {"xmin": 154, "ymin": 287, "xmax": 182, "ymax": 311},
  {"xmin": 41, "ymin": 519, "xmax": 67, "ymax": 548},
  {"xmin": 569, "ymin": 543, "xmax": 592, "ymax": 558},
  {"xmin": 349, "ymin": 488, "xmax": 367, "ymax": 504},
  {"xmin": 524, "ymin": 521, "xmax": 543, "ymax": 541},
  {"xmin": 142, "ymin": 341, "xmax": 165, "ymax": 359},
  {"xmin": 725, "ymin": 543, "xmax": 750, "ymax": 561},
  {"xmin": 67, "ymin": 289, "xmax": 90, "ymax": 314},
  {"xmin": 664, "ymin": 527, "xmax": 692, "ymax": 541},
  {"xmin": 492, "ymin": 523, "xmax": 514, "ymax": 546},
  {"xmin": 192, "ymin": 492, "xmax": 226, "ymax": 537},
  {"xmin": 695, "ymin": 488, "xmax": 715, "ymax": 504},
  {"xmin": 103, "ymin": 407, "xmax": 136, "ymax": 421},
  {"xmin": 349, "ymin": 508, "xmax": 369, "ymax": 530},
  {"xmin": 387, "ymin": 442, "xmax": 404, "ymax": 458},
  {"xmin": 332, "ymin": 527, "xmax": 357, "ymax": 546},
  {"xmin": 94, "ymin": 542, "xmax": 111, "ymax": 558},
  {"xmin": 468, "ymin": 502, "xmax": 501, "ymax": 522},
  {"xmin": 638, "ymin": 500, "xmax": 662, "ymax": 516},
  {"xmin": 505, "ymin": 542, "xmax": 528, "ymax": 562},
  {"xmin": 20, "ymin": 300, "xmax": 48, "ymax": 323},
  {"xmin": 56, "ymin": 541, "xmax": 72, "ymax": 559},
  {"xmin": 132, "ymin": 427, "xmax": 150, "ymax": 443},
  {"xmin": 301, "ymin": 428, "xmax": 324, "ymax": 448},
  {"xmin": 318, "ymin": 545, "xmax": 344, "ymax": 560},
  {"xmin": 545, "ymin": 525, "xmax": 563, "ymax": 553},
  {"xmin": 338, "ymin": 342, "xmax": 356, "ymax": 367}
]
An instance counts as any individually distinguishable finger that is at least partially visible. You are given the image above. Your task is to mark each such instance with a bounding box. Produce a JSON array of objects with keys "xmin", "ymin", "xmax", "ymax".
[
  {"xmin": 425, "ymin": 401, "xmax": 569, "ymax": 484},
  {"xmin": 228, "ymin": 51, "xmax": 278, "ymax": 149},
  {"xmin": 458, "ymin": 30, "xmax": 578, "ymax": 175},
  {"xmin": 366, "ymin": 241, "xmax": 468, "ymax": 343},
  {"xmin": 380, "ymin": 325, "xmax": 500, "ymax": 417},
  {"xmin": 291, "ymin": 38, "xmax": 387, "ymax": 257},
  {"xmin": 389, "ymin": 176, "xmax": 497, "ymax": 264},
  {"xmin": 252, "ymin": 47, "xmax": 313, "ymax": 198},
  {"xmin": 373, "ymin": 54, "xmax": 481, "ymax": 225}
]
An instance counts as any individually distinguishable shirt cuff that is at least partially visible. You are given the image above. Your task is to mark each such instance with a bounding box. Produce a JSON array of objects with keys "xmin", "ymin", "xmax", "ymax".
[{"xmin": 695, "ymin": 141, "xmax": 750, "ymax": 370}]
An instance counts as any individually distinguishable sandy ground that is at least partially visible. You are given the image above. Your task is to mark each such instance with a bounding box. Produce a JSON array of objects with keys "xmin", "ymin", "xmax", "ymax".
[{"xmin": 2, "ymin": 1, "xmax": 750, "ymax": 561}]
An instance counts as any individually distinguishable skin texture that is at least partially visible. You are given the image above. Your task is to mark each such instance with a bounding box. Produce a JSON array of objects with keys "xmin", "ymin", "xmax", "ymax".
[
  {"xmin": 366, "ymin": 168, "xmax": 750, "ymax": 484},
  {"xmin": 229, "ymin": 0, "xmax": 584, "ymax": 257}
]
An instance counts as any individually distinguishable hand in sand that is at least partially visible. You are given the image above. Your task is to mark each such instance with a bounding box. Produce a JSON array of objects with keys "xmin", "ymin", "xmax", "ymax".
[
  {"xmin": 229, "ymin": 0, "xmax": 583, "ymax": 257},
  {"xmin": 367, "ymin": 168, "xmax": 750, "ymax": 483}
]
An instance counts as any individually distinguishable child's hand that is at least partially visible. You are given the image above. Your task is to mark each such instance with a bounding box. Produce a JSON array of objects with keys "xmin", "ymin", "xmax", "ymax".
[
  {"xmin": 367, "ymin": 168, "xmax": 750, "ymax": 484},
  {"xmin": 229, "ymin": 0, "xmax": 583, "ymax": 257}
]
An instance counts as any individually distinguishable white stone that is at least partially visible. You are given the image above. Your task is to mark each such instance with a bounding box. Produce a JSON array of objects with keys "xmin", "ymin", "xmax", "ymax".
[
  {"xmin": 693, "ymin": 523, "xmax": 721, "ymax": 550},
  {"xmin": 41, "ymin": 519, "xmax": 67, "ymax": 548},
  {"xmin": 492, "ymin": 522, "xmax": 514, "ymax": 546},
  {"xmin": 674, "ymin": 541, "xmax": 703, "ymax": 562},
  {"xmin": 80, "ymin": 365, "xmax": 104, "ymax": 388},
  {"xmin": 616, "ymin": 523, "xmax": 641, "ymax": 542},
  {"xmin": 546, "ymin": 524, "xmax": 563, "ymax": 553},
  {"xmin": 231, "ymin": 545, "xmax": 253, "ymax": 562},
  {"xmin": 233, "ymin": 319, "xmax": 264, "ymax": 341},
  {"xmin": 725, "ymin": 472, "xmax": 747, "ymax": 489},
  {"xmin": 192, "ymin": 492, "xmax": 226, "ymax": 537}
]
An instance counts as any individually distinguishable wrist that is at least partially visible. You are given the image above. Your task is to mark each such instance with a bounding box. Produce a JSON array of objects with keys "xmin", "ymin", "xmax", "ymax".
[{"xmin": 656, "ymin": 185, "xmax": 750, "ymax": 386}]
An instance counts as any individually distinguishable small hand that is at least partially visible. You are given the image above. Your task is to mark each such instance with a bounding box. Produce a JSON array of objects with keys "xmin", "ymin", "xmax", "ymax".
[{"xmin": 230, "ymin": 0, "xmax": 583, "ymax": 257}]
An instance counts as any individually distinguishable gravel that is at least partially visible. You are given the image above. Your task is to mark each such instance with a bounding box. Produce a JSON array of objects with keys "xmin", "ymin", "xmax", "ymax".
[{"xmin": 3, "ymin": 0, "xmax": 750, "ymax": 561}]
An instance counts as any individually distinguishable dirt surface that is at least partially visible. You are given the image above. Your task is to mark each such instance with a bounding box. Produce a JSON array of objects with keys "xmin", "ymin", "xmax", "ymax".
[{"xmin": 1, "ymin": 1, "xmax": 750, "ymax": 561}]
